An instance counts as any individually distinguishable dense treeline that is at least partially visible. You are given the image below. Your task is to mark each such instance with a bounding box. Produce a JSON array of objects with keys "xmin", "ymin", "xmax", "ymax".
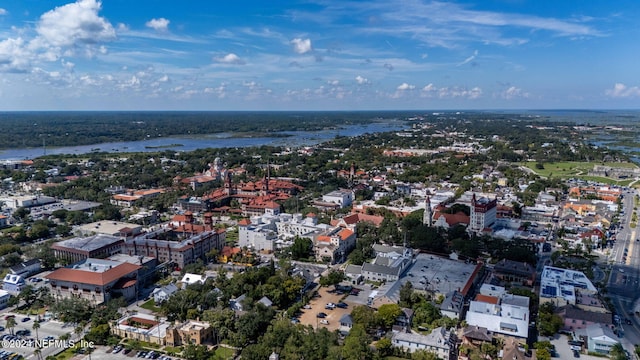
[{"xmin": 0, "ymin": 111, "xmax": 410, "ymax": 149}]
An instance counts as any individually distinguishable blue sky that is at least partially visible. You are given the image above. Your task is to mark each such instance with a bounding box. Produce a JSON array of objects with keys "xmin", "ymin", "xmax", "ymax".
[{"xmin": 0, "ymin": 0, "xmax": 638, "ymax": 111}]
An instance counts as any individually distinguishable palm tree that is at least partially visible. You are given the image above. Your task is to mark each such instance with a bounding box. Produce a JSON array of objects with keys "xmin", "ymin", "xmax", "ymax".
[
  {"xmin": 32, "ymin": 320, "xmax": 41, "ymax": 341},
  {"xmin": 6, "ymin": 317, "xmax": 16, "ymax": 336},
  {"xmin": 34, "ymin": 348, "xmax": 42, "ymax": 360}
]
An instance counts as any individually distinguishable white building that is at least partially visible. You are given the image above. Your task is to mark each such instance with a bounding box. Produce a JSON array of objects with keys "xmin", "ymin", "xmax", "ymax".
[
  {"xmin": 391, "ymin": 326, "xmax": 454, "ymax": 358},
  {"xmin": 0, "ymin": 289, "xmax": 10, "ymax": 310},
  {"xmin": 361, "ymin": 245, "xmax": 412, "ymax": 282},
  {"xmin": 465, "ymin": 293, "xmax": 530, "ymax": 338},
  {"xmin": 539, "ymin": 266, "xmax": 597, "ymax": 306},
  {"xmin": 322, "ymin": 189, "xmax": 354, "ymax": 208},
  {"xmin": 2, "ymin": 274, "xmax": 25, "ymax": 294},
  {"xmin": 469, "ymin": 194, "xmax": 497, "ymax": 232}
]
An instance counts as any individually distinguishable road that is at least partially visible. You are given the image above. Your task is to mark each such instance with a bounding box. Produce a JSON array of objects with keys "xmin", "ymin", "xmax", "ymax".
[{"xmin": 606, "ymin": 188, "xmax": 640, "ymax": 354}]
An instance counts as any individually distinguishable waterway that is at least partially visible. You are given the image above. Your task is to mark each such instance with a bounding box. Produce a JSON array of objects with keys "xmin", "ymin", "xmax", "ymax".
[{"xmin": 0, "ymin": 121, "xmax": 408, "ymax": 160}]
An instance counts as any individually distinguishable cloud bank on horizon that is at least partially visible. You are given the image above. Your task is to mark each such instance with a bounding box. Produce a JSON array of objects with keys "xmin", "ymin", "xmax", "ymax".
[{"xmin": 0, "ymin": 0, "xmax": 638, "ymax": 111}]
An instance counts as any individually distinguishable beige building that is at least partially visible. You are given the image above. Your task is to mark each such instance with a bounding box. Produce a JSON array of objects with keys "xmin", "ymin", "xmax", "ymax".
[
  {"xmin": 165, "ymin": 320, "xmax": 214, "ymax": 346},
  {"xmin": 111, "ymin": 313, "xmax": 169, "ymax": 345}
]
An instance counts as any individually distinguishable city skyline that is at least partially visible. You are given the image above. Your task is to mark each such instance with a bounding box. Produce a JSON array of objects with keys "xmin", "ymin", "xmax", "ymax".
[{"xmin": 0, "ymin": 0, "xmax": 638, "ymax": 111}]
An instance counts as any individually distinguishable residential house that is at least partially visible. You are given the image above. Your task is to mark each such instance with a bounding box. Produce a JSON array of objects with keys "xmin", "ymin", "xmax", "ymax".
[
  {"xmin": 258, "ymin": 296, "xmax": 273, "ymax": 307},
  {"xmin": 9, "ymin": 259, "xmax": 41, "ymax": 277},
  {"xmin": 2, "ymin": 274, "xmax": 25, "ymax": 294},
  {"xmin": 556, "ymin": 305, "xmax": 613, "ymax": 332},
  {"xmin": 339, "ymin": 314, "xmax": 354, "ymax": 335},
  {"xmin": 580, "ymin": 323, "xmax": 618, "ymax": 355},
  {"xmin": 391, "ymin": 326, "xmax": 454, "ymax": 359},
  {"xmin": 461, "ymin": 326, "xmax": 493, "ymax": 347},
  {"xmin": 230, "ymin": 294, "xmax": 247, "ymax": 312},
  {"xmin": 180, "ymin": 273, "xmax": 207, "ymax": 289},
  {"xmin": 152, "ymin": 283, "xmax": 179, "ymax": 304},
  {"xmin": 394, "ymin": 308, "xmax": 414, "ymax": 333},
  {"xmin": 500, "ymin": 337, "xmax": 533, "ymax": 360},
  {"xmin": 440, "ymin": 291, "xmax": 465, "ymax": 320}
]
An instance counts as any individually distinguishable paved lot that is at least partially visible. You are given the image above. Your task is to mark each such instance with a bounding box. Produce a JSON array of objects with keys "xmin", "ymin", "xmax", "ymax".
[
  {"xmin": 1, "ymin": 314, "xmax": 80, "ymax": 359},
  {"xmin": 548, "ymin": 334, "xmax": 605, "ymax": 360},
  {"xmin": 298, "ymin": 287, "xmax": 351, "ymax": 331}
]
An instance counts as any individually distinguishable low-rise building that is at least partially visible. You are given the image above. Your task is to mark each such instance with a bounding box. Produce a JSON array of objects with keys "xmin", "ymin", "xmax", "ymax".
[
  {"xmin": 322, "ymin": 189, "xmax": 354, "ymax": 208},
  {"xmin": 493, "ymin": 259, "xmax": 535, "ymax": 287},
  {"xmin": 152, "ymin": 283, "xmax": 179, "ymax": 304},
  {"xmin": 165, "ymin": 320, "xmax": 214, "ymax": 346},
  {"xmin": 314, "ymin": 227, "xmax": 356, "ymax": 264},
  {"xmin": 75, "ymin": 221, "xmax": 143, "ymax": 238},
  {"xmin": 9, "ymin": 259, "xmax": 41, "ymax": 278},
  {"xmin": 0, "ymin": 289, "xmax": 11, "ymax": 310},
  {"xmin": 45, "ymin": 258, "xmax": 140, "ymax": 305},
  {"xmin": 111, "ymin": 313, "xmax": 169, "ymax": 345},
  {"xmin": 391, "ymin": 326, "xmax": 454, "ymax": 359},
  {"xmin": 2, "ymin": 274, "xmax": 25, "ymax": 294},
  {"xmin": 540, "ymin": 266, "xmax": 598, "ymax": 306},
  {"xmin": 440, "ymin": 290, "xmax": 465, "ymax": 320},
  {"xmin": 581, "ymin": 323, "xmax": 618, "ymax": 355},
  {"xmin": 51, "ymin": 234, "xmax": 124, "ymax": 263},
  {"xmin": 465, "ymin": 293, "xmax": 530, "ymax": 338}
]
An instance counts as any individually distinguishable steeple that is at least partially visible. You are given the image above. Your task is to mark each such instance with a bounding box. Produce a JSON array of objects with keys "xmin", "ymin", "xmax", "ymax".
[{"xmin": 423, "ymin": 196, "xmax": 433, "ymax": 226}]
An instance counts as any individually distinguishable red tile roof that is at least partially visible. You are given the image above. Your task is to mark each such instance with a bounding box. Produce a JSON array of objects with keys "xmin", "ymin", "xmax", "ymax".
[
  {"xmin": 45, "ymin": 262, "xmax": 141, "ymax": 286},
  {"xmin": 475, "ymin": 294, "xmax": 499, "ymax": 304}
]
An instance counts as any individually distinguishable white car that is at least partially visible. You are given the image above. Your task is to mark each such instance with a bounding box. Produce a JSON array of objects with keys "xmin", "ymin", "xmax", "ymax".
[{"xmin": 320, "ymin": 319, "xmax": 329, "ymax": 325}]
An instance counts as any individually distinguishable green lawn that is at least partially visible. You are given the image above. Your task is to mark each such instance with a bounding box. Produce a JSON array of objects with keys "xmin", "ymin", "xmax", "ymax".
[
  {"xmin": 140, "ymin": 299, "xmax": 162, "ymax": 312},
  {"xmin": 214, "ymin": 346, "xmax": 236, "ymax": 360},
  {"xmin": 522, "ymin": 161, "xmax": 637, "ymax": 183}
]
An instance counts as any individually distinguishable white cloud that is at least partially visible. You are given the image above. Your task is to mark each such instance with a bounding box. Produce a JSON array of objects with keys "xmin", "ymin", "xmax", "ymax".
[
  {"xmin": 146, "ymin": 18, "xmax": 170, "ymax": 31},
  {"xmin": 327, "ymin": 80, "xmax": 339, "ymax": 86},
  {"xmin": 501, "ymin": 86, "xmax": 529, "ymax": 99},
  {"xmin": 355, "ymin": 75, "xmax": 369, "ymax": 85},
  {"xmin": 291, "ymin": 38, "xmax": 312, "ymax": 54},
  {"xmin": 605, "ymin": 83, "xmax": 640, "ymax": 98},
  {"xmin": 36, "ymin": 0, "xmax": 116, "ymax": 47},
  {"xmin": 214, "ymin": 53, "xmax": 245, "ymax": 65},
  {"xmin": 419, "ymin": 83, "xmax": 482, "ymax": 99},
  {"xmin": 0, "ymin": 37, "xmax": 30, "ymax": 72},
  {"xmin": 458, "ymin": 50, "xmax": 478, "ymax": 66},
  {"xmin": 0, "ymin": 8, "xmax": 7, "ymax": 15},
  {"xmin": 397, "ymin": 83, "xmax": 415, "ymax": 90}
]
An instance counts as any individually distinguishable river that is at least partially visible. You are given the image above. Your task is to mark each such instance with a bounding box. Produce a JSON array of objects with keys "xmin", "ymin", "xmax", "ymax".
[{"xmin": 0, "ymin": 121, "xmax": 408, "ymax": 160}]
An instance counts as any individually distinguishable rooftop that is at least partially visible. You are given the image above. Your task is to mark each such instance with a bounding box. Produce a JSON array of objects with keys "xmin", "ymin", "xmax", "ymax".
[{"xmin": 52, "ymin": 234, "xmax": 122, "ymax": 252}]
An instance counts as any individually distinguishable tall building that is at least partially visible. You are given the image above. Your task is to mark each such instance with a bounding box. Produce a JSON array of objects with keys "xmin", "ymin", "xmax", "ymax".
[
  {"xmin": 470, "ymin": 194, "xmax": 497, "ymax": 232},
  {"xmin": 423, "ymin": 197, "xmax": 433, "ymax": 226}
]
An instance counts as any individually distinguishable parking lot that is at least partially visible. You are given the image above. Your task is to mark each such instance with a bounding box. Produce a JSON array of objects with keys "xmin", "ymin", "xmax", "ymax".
[
  {"xmin": 297, "ymin": 287, "xmax": 352, "ymax": 332},
  {"xmin": 1, "ymin": 313, "xmax": 78, "ymax": 359}
]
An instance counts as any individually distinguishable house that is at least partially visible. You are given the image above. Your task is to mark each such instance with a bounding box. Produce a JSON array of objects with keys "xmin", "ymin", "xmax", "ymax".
[
  {"xmin": 391, "ymin": 326, "xmax": 454, "ymax": 359},
  {"xmin": 180, "ymin": 273, "xmax": 207, "ymax": 289},
  {"xmin": 580, "ymin": 323, "xmax": 618, "ymax": 355},
  {"xmin": 461, "ymin": 325, "xmax": 493, "ymax": 346},
  {"xmin": 500, "ymin": 337, "xmax": 533, "ymax": 360},
  {"xmin": 556, "ymin": 305, "xmax": 613, "ymax": 332},
  {"xmin": 394, "ymin": 308, "xmax": 414, "ymax": 332},
  {"xmin": 339, "ymin": 314, "xmax": 353, "ymax": 334},
  {"xmin": 314, "ymin": 227, "xmax": 356, "ymax": 264},
  {"xmin": 257, "ymin": 296, "xmax": 273, "ymax": 307},
  {"xmin": 152, "ymin": 283, "xmax": 179, "ymax": 304},
  {"xmin": 345, "ymin": 264, "xmax": 363, "ymax": 284},
  {"xmin": 230, "ymin": 294, "xmax": 247, "ymax": 312},
  {"xmin": 2, "ymin": 274, "xmax": 25, "ymax": 294},
  {"xmin": 9, "ymin": 258, "xmax": 41, "ymax": 278},
  {"xmin": 440, "ymin": 290, "xmax": 465, "ymax": 320}
]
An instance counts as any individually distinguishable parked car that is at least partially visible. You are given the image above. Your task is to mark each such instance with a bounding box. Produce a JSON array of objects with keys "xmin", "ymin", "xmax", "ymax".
[
  {"xmin": 320, "ymin": 319, "xmax": 329, "ymax": 325},
  {"xmin": 325, "ymin": 303, "xmax": 336, "ymax": 310},
  {"xmin": 316, "ymin": 312, "xmax": 327, "ymax": 318},
  {"xmin": 336, "ymin": 302, "xmax": 348, "ymax": 308},
  {"xmin": 21, "ymin": 317, "xmax": 30, "ymax": 323}
]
